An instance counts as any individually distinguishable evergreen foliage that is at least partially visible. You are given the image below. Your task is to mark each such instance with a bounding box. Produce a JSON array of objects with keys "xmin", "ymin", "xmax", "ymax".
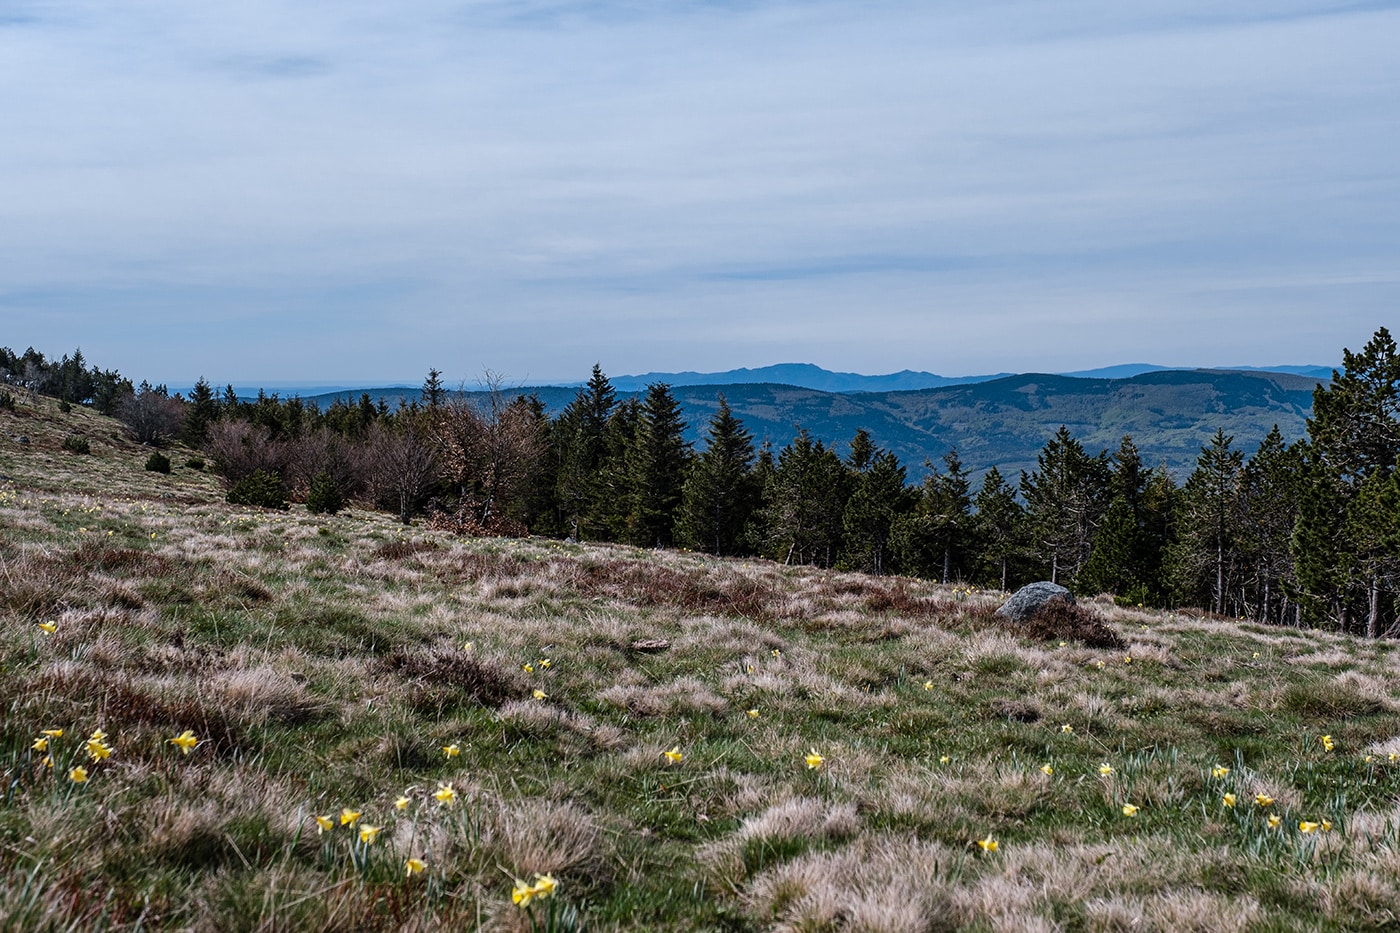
[
  {"xmin": 890, "ymin": 449, "xmax": 973, "ymax": 581},
  {"xmin": 842, "ymin": 449, "xmax": 915, "ymax": 575},
  {"xmin": 306, "ymin": 470, "xmax": 346, "ymax": 515},
  {"xmin": 227, "ymin": 469, "xmax": 290, "ymax": 510},
  {"xmin": 62, "ymin": 434, "xmax": 90, "ymax": 454},
  {"xmin": 677, "ymin": 396, "xmax": 759, "ymax": 556},
  {"xmin": 1020, "ymin": 426, "xmax": 1111, "ymax": 585},
  {"xmin": 144, "ymin": 451, "xmax": 171, "ymax": 474},
  {"xmin": 625, "ymin": 383, "xmax": 691, "ymax": 547}
]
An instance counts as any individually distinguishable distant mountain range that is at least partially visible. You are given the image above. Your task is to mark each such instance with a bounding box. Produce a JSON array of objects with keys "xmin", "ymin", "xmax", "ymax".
[{"xmin": 302, "ymin": 366, "xmax": 1328, "ymax": 481}]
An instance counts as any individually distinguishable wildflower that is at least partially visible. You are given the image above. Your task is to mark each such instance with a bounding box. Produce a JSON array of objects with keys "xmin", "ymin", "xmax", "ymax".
[
  {"xmin": 746, "ymin": 709, "xmax": 759, "ymax": 719},
  {"xmin": 168, "ymin": 730, "xmax": 198, "ymax": 755},
  {"xmin": 1095, "ymin": 660, "xmax": 1105, "ymax": 669},
  {"xmin": 922, "ymin": 680, "xmax": 934, "ymax": 691},
  {"xmin": 805, "ymin": 749, "xmax": 825, "ymax": 770},
  {"xmin": 395, "ymin": 795, "xmax": 411, "ymax": 811},
  {"xmin": 1268, "ymin": 814, "xmax": 1282, "ymax": 828},
  {"xmin": 540, "ymin": 658, "xmax": 551, "ymax": 669},
  {"xmin": 462, "ymin": 641, "xmax": 474, "ymax": 652},
  {"xmin": 359, "ymin": 825, "xmax": 381, "ymax": 844},
  {"xmin": 977, "ymin": 835, "xmax": 998, "ymax": 853},
  {"xmin": 89, "ymin": 729, "xmax": 107, "ymax": 743},
  {"xmin": 443, "ymin": 743, "xmax": 460, "ymax": 758},
  {"xmin": 771, "ymin": 649, "xmax": 781, "ymax": 658},
  {"xmin": 42, "ymin": 729, "xmax": 63, "ymax": 738},
  {"xmin": 522, "ymin": 663, "xmax": 533, "ymax": 673},
  {"xmin": 1255, "ymin": 794, "xmax": 1274, "ymax": 807},
  {"xmin": 406, "ymin": 857, "xmax": 427, "ymax": 876},
  {"xmin": 532, "ymin": 873, "xmax": 557, "ymax": 898},
  {"xmin": 1365, "ymin": 755, "xmax": 1375, "ymax": 763},
  {"xmin": 1040, "ymin": 764, "xmax": 1054, "ymax": 776},
  {"xmin": 32, "ymin": 737, "xmax": 49, "ymax": 752},
  {"xmin": 1390, "ymin": 752, "xmax": 1399, "ymax": 763},
  {"xmin": 1124, "ymin": 655, "xmax": 1132, "ymax": 665},
  {"xmin": 1061, "ymin": 724, "xmax": 1073, "ymax": 734},
  {"xmin": 340, "ymin": 808, "xmax": 362, "ymax": 826},
  {"xmin": 1098, "ymin": 763, "xmax": 1114, "ymax": 776},
  {"xmin": 1121, "ymin": 803, "xmax": 1139, "ymax": 817},
  {"xmin": 512, "ymin": 880, "xmax": 535, "ymax": 907},
  {"xmin": 86, "ymin": 738, "xmax": 113, "ymax": 761},
  {"xmin": 38, "ymin": 621, "xmax": 57, "ymax": 634},
  {"xmin": 1222, "ymin": 793, "xmax": 1237, "ymax": 808},
  {"xmin": 1321, "ymin": 735, "xmax": 1335, "ymax": 752},
  {"xmin": 939, "ymin": 755, "xmax": 951, "ymax": 764},
  {"xmin": 663, "ymin": 746, "xmax": 683, "ymax": 764},
  {"xmin": 434, "ymin": 783, "xmax": 456, "ymax": 807},
  {"xmin": 315, "ymin": 815, "xmax": 334, "ymax": 834},
  {"xmin": 1212, "ymin": 766, "xmax": 1230, "ymax": 779},
  {"xmin": 69, "ymin": 765, "xmax": 88, "ymax": 783},
  {"xmin": 1321, "ymin": 819, "xmax": 1333, "ymax": 832},
  {"xmin": 533, "ymin": 689, "xmax": 548, "ymax": 700},
  {"xmin": 1299, "ymin": 820, "xmax": 1319, "ymax": 833}
]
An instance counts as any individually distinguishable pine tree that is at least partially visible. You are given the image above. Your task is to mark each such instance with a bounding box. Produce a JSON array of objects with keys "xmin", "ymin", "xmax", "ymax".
[
  {"xmin": 1079, "ymin": 436, "xmax": 1156, "ymax": 602},
  {"xmin": 182, "ymin": 377, "xmax": 219, "ymax": 446},
  {"xmin": 759, "ymin": 431, "xmax": 850, "ymax": 567},
  {"xmin": 1237, "ymin": 427, "xmax": 1303, "ymax": 624},
  {"xmin": 972, "ymin": 466, "xmax": 1023, "ymax": 591},
  {"xmin": 554, "ymin": 365, "xmax": 617, "ymax": 539},
  {"xmin": 626, "ymin": 383, "xmax": 691, "ymax": 547},
  {"xmin": 422, "ymin": 368, "xmax": 446, "ymax": 409},
  {"xmin": 1170, "ymin": 429, "xmax": 1244, "ymax": 614},
  {"xmin": 1020, "ymin": 427, "xmax": 1111, "ymax": 585},
  {"xmin": 677, "ymin": 395, "xmax": 759, "ymax": 555},
  {"xmin": 890, "ymin": 450, "xmax": 972, "ymax": 582},
  {"xmin": 841, "ymin": 449, "xmax": 914, "ymax": 575}
]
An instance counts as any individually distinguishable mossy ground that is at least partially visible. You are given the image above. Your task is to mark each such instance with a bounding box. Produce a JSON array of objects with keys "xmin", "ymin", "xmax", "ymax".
[{"xmin": 4, "ymin": 394, "xmax": 1400, "ymax": 931}]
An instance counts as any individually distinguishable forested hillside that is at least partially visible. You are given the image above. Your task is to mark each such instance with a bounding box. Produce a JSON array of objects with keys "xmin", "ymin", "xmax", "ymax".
[{"xmin": 3, "ymin": 329, "xmax": 1396, "ymax": 637}]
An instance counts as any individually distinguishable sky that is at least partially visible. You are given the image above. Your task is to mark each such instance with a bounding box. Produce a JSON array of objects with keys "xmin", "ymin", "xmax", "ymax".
[{"xmin": 2, "ymin": 0, "xmax": 1398, "ymax": 387}]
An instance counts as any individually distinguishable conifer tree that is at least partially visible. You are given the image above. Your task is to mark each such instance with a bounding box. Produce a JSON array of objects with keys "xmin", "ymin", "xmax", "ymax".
[
  {"xmin": 890, "ymin": 450, "xmax": 972, "ymax": 582},
  {"xmin": 554, "ymin": 364, "xmax": 617, "ymax": 539},
  {"xmin": 1169, "ymin": 429, "xmax": 1244, "ymax": 614},
  {"xmin": 182, "ymin": 377, "xmax": 219, "ymax": 446},
  {"xmin": 842, "ymin": 449, "xmax": 914, "ymax": 575},
  {"xmin": 1237, "ymin": 427, "xmax": 1303, "ymax": 624},
  {"xmin": 1020, "ymin": 427, "xmax": 1111, "ymax": 585},
  {"xmin": 677, "ymin": 395, "xmax": 759, "ymax": 555},
  {"xmin": 422, "ymin": 368, "xmax": 446, "ymax": 409},
  {"xmin": 626, "ymin": 383, "xmax": 691, "ymax": 547},
  {"xmin": 972, "ymin": 466, "xmax": 1023, "ymax": 591},
  {"xmin": 759, "ymin": 431, "xmax": 850, "ymax": 566}
]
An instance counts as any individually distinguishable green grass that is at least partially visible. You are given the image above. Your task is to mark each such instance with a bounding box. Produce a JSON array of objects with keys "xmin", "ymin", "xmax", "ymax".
[{"xmin": 5, "ymin": 394, "xmax": 1400, "ymax": 930}]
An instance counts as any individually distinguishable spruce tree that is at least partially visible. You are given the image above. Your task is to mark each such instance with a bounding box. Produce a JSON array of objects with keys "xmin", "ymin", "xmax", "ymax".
[
  {"xmin": 890, "ymin": 450, "xmax": 972, "ymax": 582},
  {"xmin": 422, "ymin": 368, "xmax": 446, "ymax": 409},
  {"xmin": 1020, "ymin": 427, "xmax": 1111, "ymax": 586},
  {"xmin": 182, "ymin": 377, "xmax": 219, "ymax": 447},
  {"xmin": 626, "ymin": 383, "xmax": 691, "ymax": 547},
  {"xmin": 972, "ymin": 466, "xmax": 1023, "ymax": 591},
  {"xmin": 759, "ymin": 431, "xmax": 850, "ymax": 567},
  {"xmin": 841, "ymin": 449, "xmax": 914, "ymax": 575},
  {"xmin": 1170, "ymin": 429, "xmax": 1244, "ymax": 614},
  {"xmin": 677, "ymin": 395, "xmax": 759, "ymax": 555},
  {"xmin": 554, "ymin": 365, "xmax": 617, "ymax": 539}
]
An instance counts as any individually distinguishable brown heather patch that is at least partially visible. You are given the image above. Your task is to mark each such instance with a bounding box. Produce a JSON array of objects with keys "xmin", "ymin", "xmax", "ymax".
[
  {"xmin": 1011, "ymin": 598, "xmax": 1125, "ymax": 649},
  {"xmin": 379, "ymin": 643, "xmax": 527, "ymax": 711}
]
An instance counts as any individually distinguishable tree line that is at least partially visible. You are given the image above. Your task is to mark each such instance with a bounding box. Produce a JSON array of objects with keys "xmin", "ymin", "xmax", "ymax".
[{"xmin": 4, "ymin": 329, "xmax": 1398, "ymax": 636}]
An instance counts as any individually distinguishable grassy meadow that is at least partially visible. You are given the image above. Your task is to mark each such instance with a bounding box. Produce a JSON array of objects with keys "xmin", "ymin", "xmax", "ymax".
[{"xmin": 5, "ymin": 394, "xmax": 1400, "ymax": 931}]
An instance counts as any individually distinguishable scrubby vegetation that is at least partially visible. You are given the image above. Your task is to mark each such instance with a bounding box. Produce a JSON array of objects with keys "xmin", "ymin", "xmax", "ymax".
[{"xmin": 6, "ymin": 393, "xmax": 1400, "ymax": 930}]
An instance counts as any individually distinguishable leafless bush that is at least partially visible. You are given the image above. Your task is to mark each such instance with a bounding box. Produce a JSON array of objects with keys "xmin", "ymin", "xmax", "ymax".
[
  {"xmin": 364, "ymin": 419, "xmax": 437, "ymax": 524},
  {"xmin": 286, "ymin": 428, "xmax": 362, "ymax": 500},
  {"xmin": 119, "ymin": 383, "xmax": 186, "ymax": 446},
  {"xmin": 205, "ymin": 420, "xmax": 289, "ymax": 485}
]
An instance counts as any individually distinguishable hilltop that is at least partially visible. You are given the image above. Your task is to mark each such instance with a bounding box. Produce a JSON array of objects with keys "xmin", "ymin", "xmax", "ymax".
[
  {"xmin": 310, "ymin": 368, "xmax": 1321, "ymax": 477},
  {"xmin": 3, "ymin": 394, "xmax": 1400, "ymax": 930}
]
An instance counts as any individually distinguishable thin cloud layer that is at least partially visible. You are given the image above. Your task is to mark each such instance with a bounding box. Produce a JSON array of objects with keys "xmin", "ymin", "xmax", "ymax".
[{"xmin": 2, "ymin": 0, "xmax": 1396, "ymax": 383}]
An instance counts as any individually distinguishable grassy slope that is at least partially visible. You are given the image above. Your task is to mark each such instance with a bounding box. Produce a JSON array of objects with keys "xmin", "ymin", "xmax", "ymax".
[{"xmin": 3, "ymin": 395, "xmax": 1400, "ymax": 932}]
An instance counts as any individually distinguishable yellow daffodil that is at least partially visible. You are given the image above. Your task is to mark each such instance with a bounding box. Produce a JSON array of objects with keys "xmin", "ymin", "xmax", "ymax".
[
  {"xmin": 1040, "ymin": 764, "xmax": 1054, "ymax": 776},
  {"xmin": 1124, "ymin": 655, "xmax": 1132, "ymax": 665},
  {"xmin": 394, "ymin": 795, "xmax": 411, "ymax": 810},
  {"xmin": 1267, "ymin": 814, "xmax": 1282, "ymax": 828},
  {"xmin": 746, "ymin": 709, "xmax": 759, "ymax": 719},
  {"xmin": 1299, "ymin": 820, "xmax": 1319, "ymax": 833},
  {"xmin": 462, "ymin": 641, "xmax": 474, "ymax": 653},
  {"xmin": 1365, "ymin": 755, "xmax": 1375, "ymax": 763},
  {"xmin": 443, "ymin": 744, "xmax": 460, "ymax": 758},
  {"xmin": 1222, "ymin": 793, "xmax": 1237, "ymax": 808},
  {"xmin": 89, "ymin": 729, "xmax": 107, "ymax": 743},
  {"xmin": 522, "ymin": 663, "xmax": 534, "ymax": 673},
  {"xmin": 168, "ymin": 730, "xmax": 198, "ymax": 755},
  {"xmin": 805, "ymin": 749, "xmax": 825, "ymax": 770},
  {"xmin": 922, "ymin": 680, "xmax": 934, "ymax": 691},
  {"xmin": 540, "ymin": 659, "xmax": 551, "ymax": 669},
  {"xmin": 340, "ymin": 808, "xmax": 361, "ymax": 826},
  {"xmin": 1321, "ymin": 735, "xmax": 1335, "ymax": 752},
  {"xmin": 38, "ymin": 621, "xmax": 57, "ymax": 634},
  {"xmin": 1095, "ymin": 660, "xmax": 1105, "ymax": 669},
  {"xmin": 532, "ymin": 689, "xmax": 547, "ymax": 700},
  {"xmin": 1255, "ymin": 794, "xmax": 1274, "ymax": 807},
  {"xmin": 1321, "ymin": 819, "xmax": 1333, "ymax": 832},
  {"xmin": 1061, "ymin": 724, "xmax": 1073, "ymax": 734},
  {"xmin": 1121, "ymin": 803, "xmax": 1139, "ymax": 817},
  {"xmin": 939, "ymin": 755, "xmax": 951, "ymax": 764},
  {"xmin": 434, "ymin": 783, "xmax": 456, "ymax": 807},
  {"xmin": 532, "ymin": 873, "xmax": 557, "ymax": 898},
  {"xmin": 1098, "ymin": 764, "xmax": 1114, "ymax": 776},
  {"xmin": 771, "ymin": 649, "xmax": 782, "ymax": 658},
  {"xmin": 86, "ymin": 739, "xmax": 112, "ymax": 761},
  {"xmin": 977, "ymin": 835, "xmax": 998, "ymax": 853},
  {"xmin": 512, "ymin": 879, "xmax": 536, "ymax": 907},
  {"xmin": 315, "ymin": 815, "xmax": 334, "ymax": 834},
  {"xmin": 359, "ymin": 825, "xmax": 381, "ymax": 844},
  {"xmin": 1390, "ymin": 752, "xmax": 1399, "ymax": 763},
  {"xmin": 69, "ymin": 766, "xmax": 88, "ymax": 783},
  {"xmin": 663, "ymin": 746, "xmax": 683, "ymax": 764},
  {"xmin": 32, "ymin": 737, "xmax": 48, "ymax": 752},
  {"xmin": 42, "ymin": 729, "xmax": 63, "ymax": 738},
  {"xmin": 1212, "ymin": 766, "xmax": 1230, "ymax": 779},
  {"xmin": 406, "ymin": 857, "xmax": 427, "ymax": 876}
]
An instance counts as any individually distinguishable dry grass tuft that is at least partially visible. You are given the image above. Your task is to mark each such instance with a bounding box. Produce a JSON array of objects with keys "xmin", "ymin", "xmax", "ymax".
[{"xmin": 380, "ymin": 643, "xmax": 527, "ymax": 711}]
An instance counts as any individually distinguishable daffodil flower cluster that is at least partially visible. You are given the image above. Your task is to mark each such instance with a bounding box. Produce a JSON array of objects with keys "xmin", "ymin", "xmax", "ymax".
[{"xmin": 512, "ymin": 873, "xmax": 558, "ymax": 907}]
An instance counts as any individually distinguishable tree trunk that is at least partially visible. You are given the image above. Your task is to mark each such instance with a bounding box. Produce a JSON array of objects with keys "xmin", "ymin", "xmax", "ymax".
[{"xmin": 1367, "ymin": 577, "xmax": 1380, "ymax": 639}]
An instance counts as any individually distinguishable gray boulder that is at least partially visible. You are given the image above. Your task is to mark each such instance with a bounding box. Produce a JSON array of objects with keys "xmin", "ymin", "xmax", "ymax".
[{"xmin": 996, "ymin": 582, "xmax": 1074, "ymax": 621}]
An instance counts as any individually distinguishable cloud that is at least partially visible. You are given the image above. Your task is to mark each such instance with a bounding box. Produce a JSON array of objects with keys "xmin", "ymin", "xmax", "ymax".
[{"xmin": 1, "ymin": 1, "xmax": 1397, "ymax": 382}]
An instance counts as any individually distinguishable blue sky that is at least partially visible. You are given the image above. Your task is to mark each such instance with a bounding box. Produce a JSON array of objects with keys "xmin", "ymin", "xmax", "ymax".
[{"xmin": 2, "ymin": 0, "xmax": 1397, "ymax": 386}]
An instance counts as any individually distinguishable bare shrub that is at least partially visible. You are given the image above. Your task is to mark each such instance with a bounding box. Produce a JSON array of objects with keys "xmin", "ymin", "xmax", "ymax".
[
  {"xmin": 430, "ymin": 379, "xmax": 544, "ymax": 535},
  {"xmin": 286, "ymin": 428, "xmax": 362, "ymax": 501},
  {"xmin": 118, "ymin": 382, "xmax": 186, "ymax": 446},
  {"xmin": 364, "ymin": 419, "xmax": 437, "ymax": 524},
  {"xmin": 206, "ymin": 420, "xmax": 289, "ymax": 485}
]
